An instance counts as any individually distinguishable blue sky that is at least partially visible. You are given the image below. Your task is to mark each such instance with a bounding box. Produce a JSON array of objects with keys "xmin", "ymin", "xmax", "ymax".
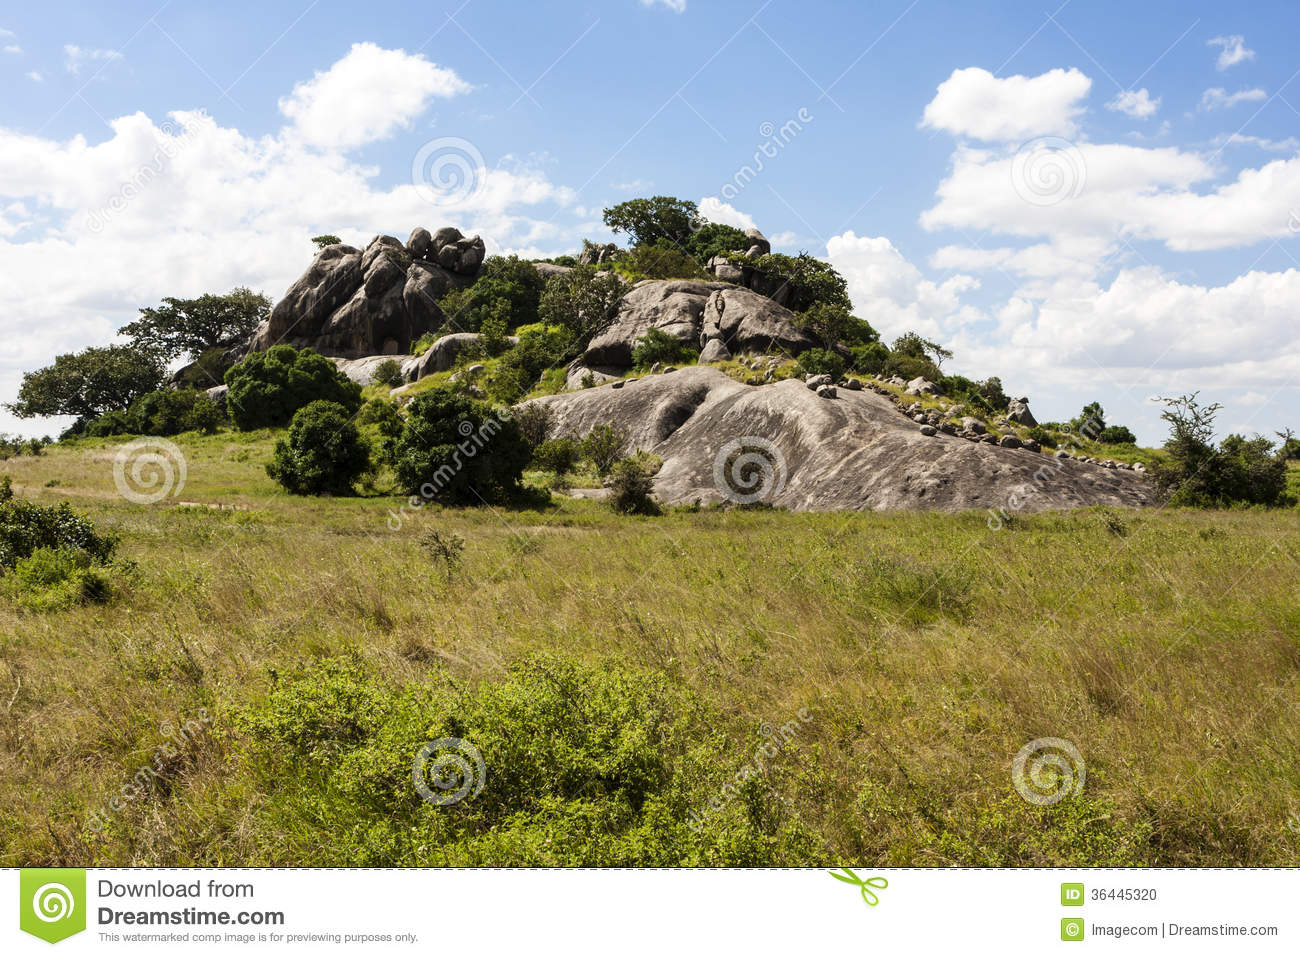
[{"xmin": 2, "ymin": 0, "xmax": 1299, "ymax": 443}]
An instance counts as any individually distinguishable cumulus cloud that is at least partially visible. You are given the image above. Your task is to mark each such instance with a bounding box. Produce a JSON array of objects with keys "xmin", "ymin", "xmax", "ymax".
[
  {"xmin": 1208, "ymin": 34, "xmax": 1255, "ymax": 71},
  {"xmin": 697, "ymin": 196, "xmax": 756, "ymax": 231},
  {"xmin": 639, "ymin": 0, "xmax": 686, "ymax": 11},
  {"xmin": 826, "ymin": 231, "xmax": 981, "ymax": 342},
  {"xmin": 3, "ymin": 44, "xmax": 21, "ymax": 55},
  {"xmin": 63, "ymin": 44, "xmax": 123, "ymax": 75},
  {"xmin": 921, "ymin": 142, "xmax": 1300, "ymax": 253},
  {"xmin": 0, "ymin": 47, "xmax": 579, "ymax": 436},
  {"xmin": 1106, "ymin": 88, "xmax": 1160, "ymax": 119},
  {"xmin": 1199, "ymin": 86, "xmax": 1267, "ymax": 111},
  {"xmin": 26, "ymin": 70, "xmax": 42, "ymax": 83},
  {"xmin": 278, "ymin": 42, "xmax": 470, "ymax": 150},
  {"xmin": 921, "ymin": 66, "xmax": 1091, "ymax": 141}
]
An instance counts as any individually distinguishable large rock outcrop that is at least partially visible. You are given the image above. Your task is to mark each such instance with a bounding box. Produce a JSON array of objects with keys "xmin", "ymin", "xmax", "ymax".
[
  {"xmin": 522, "ymin": 367, "xmax": 1153, "ymax": 513},
  {"xmin": 583, "ymin": 280, "xmax": 817, "ymax": 369},
  {"xmin": 246, "ymin": 227, "xmax": 484, "ymax": 358}
]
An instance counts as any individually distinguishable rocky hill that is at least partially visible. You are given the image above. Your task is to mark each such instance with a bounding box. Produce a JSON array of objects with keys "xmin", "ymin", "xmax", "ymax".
[
  {"xmin": 240, "ymin": 223, "xmax": 1154, "ymax": 514},
  {"xmin": 525, "ymin": 366, "xmax": 1152, "ymax": 513}
]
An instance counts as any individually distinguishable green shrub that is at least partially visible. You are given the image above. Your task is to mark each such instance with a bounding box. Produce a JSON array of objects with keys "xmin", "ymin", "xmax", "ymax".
[
  {"xmin": 390, "ymin": 388, "xmax": 530, "ymax": 503},
  {"xmin": 532, "ymin": 438, "xmax": 581, "ymax": 475},
  {"xmin": 1026, "ymin": 426, "xmax": 1059, "ymax": 448},
  {"xmin": 685, "ymin": 222, "xmax": 751, "ymax": 263},
  {"xmin": 267, "ymin": 401, "xmax": 372, "ymax": 496},
  {"xmin": 582, "ymin": 423, "xmax": 628, "ymax": 476},
  {"xmin": 372, "ymin": 360, "xmax": 404, "ymax": 388},
  {"xmin": 439, "ymin": 255, "xmax": 545, "ymax": 333},
  {"xmin": 512, "ymin": 403, "xmax": 553, "ymax": 452},
  {"xmin": 6, "ymin": 546, "xmax": 111, "ymax": 611},
  {"xmin": 234, "ymin": 654, "xmax": 818, "ymax": 865},
  {"xmin": 538, "ymin": 267, "xmax": 628, "ymax": 352},
  {"xmin": 847, "ymin": 342, "xmax": 889, "ymax": 375},
  {"xmin": 632, "ymin": 328, "xmax": 690, "ymax": 369},
  {"xmin": 795, "ymin": 348, "xmax": 845, "ymax": 381},
  {"xmin": 0, "ymin": 495, "xmax": 117, "ymax": 569},
  {"xmin": 609, "ymin": 458, "xmax": 659, "ymax": 515},
  {"xmin": 736, "ymin": 252, "xmax": 850, "ymax": 312},
  {"xmin": 612, "ymin": 241, "xmax": 710, "ymax": 282},
  {"xmin": 488, "ymin": 329, "xmax": 572, "ymax": 404},
  {"xmin": 1099, "ymin": 425, "xmax": 1137, "ymax": 445},
  {"xmin": 1153, "ymin": 394, "xmax": 1289, "ymax": 507},
  {"xmin": 224, "ymin": 345, "xmax": 362, "ymax": 430}
]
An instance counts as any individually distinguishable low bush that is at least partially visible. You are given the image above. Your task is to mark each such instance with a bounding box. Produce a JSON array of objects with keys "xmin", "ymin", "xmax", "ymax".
[
  {"xmin": 582, "ymin": 423, "xmax": 628, "ymax": 476},
  {"xmin": 1099, "ymin": 425, "xmax": 1137, "ymax": 445},
  {"xmin": 4, "ymin": 546, "xmax": 112, "ymax": 611},
  {"xmin": 0, "ymin": 493, "xmax": 117, "ymax": 569},
  {"xmin": 532, "ymin": 438, "xmax": 581, "ymax": 475},
  {"xmin": 390, "ymin": 388, "xmax": 530, "ymax": 503},
  {"xmin": 609, "ymin": 458, "xmax": 659, "ymax": 515},
  {"xmin": 234, "ymin": 654, "xmax": 819, "ymax": 865},
  {"xmin": 267, "ymin": 401, "xmax": 372, "ymax": 496},
  {"xmin": 632, "ymin": 328, "xmax": 690, "ymax": 369},
  {"xmin": 224, "ymin": 345, "xmax": 362, "ymax": 430},
  {"xmin": 795, "ymin": 348, "xmax": 845, "ymax": 381},
  {"xmin": 372, "ymin": 360, "xmax": 404, "ymax": 388}
]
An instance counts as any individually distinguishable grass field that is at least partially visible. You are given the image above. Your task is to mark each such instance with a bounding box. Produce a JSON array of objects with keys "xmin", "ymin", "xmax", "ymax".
[{"xmin": 1, "ymin": 433, "xmax": 1298, "ymax": 866}]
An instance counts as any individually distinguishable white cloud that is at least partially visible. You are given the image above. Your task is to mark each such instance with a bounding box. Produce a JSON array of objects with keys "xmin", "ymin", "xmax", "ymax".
[
  {"xmin": 26, "ymin": 71, "xmax": 42, "ymax": 83},
  {"xmin": 1106, "ymin": 88, "xmax": 1159, "ymax": 119},
  {"xmin": 63, "ymin": 44, "xmax": 123, "ymax": 75},
  {"xmin": 921, "ymin": 142, "xmax": 1300, "ymax": 253},
  {"xmin": 1199, "ymin": 86, "xmax": 1267, "ymax": 111},
  {"xmin": 0, "ymin": 28, "xmax": 13, "ymax": 39},
  {"xmin": 826, "ymin": 231, "xmax": 981, "ymax": 341},
  {"xmin": 697, "ymin": 196, "xmax": 756, "ymax": 231},
  {"xmin": 0, "ymin": 48, "xmax": 580, "ymax": 436},
  {"xmin": 3, "ymin": 44, "xmax": 21, "ymax": 55},
  {"xmin": 1208, "ymin": 35, "xmax": 1255, "ymax": 71},
  {"xmin": 640, "ymin": 0, "xmax": 686, "ymax": 11},
  {"xmin": 921, "ymin": 66, "xmax": 1091, "ymax": 141},
  {"xmin": 1215, "ymin": 132, "xmax": 1300, "ymax": 152},
  {"xmin": 278, "ymin": 42, "xmax": 470, "ymax": 150}
]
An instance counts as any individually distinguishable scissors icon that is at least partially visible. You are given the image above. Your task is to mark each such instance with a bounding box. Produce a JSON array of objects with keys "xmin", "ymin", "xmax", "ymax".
[{"xmin": 829, "ymin": 868, "xmax": 889, "ymax": 906}]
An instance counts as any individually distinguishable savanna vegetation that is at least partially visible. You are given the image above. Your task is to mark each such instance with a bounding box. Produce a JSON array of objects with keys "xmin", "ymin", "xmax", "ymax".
[{"xmin": 0, "ymin": 434, "xmax": 1297, "ymax": 866}]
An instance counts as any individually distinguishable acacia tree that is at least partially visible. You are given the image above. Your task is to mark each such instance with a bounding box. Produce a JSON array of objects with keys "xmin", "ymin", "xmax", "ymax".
[
  {"xmin": 7, "ymin": 346, "xmax": 166, "ymax": 421},
  {"xmin": 602, "ymin": 196, "xmax": 700, "ymax": 247},
  {"xmin": 119, "ymin": 287, "xmax": 271, "ymax": 362}
]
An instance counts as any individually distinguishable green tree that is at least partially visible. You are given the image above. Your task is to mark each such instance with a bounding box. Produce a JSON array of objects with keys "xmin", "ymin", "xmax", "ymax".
[
  {"xmin": 891, "ymin": 332, "xmax": 953, "ymax": 371},
  {"xmin": 390, "ymin": 388, "xmax": 529, "ymax": 503},
  {"xmin": 602, "ymin": 196, "xmax": 700, "ymax": 247},
  {"xmin": 685, "ymin": 222, "xmax": 751, "ymax": 263},
  {"xmin": 7, "ymin": 346, "xmax": 166, "ymax": 422},
  {"xmin": 119, "ymin": 287, "xmax": 271, "ymax": 362},
  {"xmin": 440, "ymin": 255, "xmax": 546, "ymax": 333},
  {"xmin": 311, "ymin": 235, "xmax": 343, "ymax": 249},
  {"xmin": 1151, "ymin": 393, "xmax": 1287, "ymax": 507},
  {"xmin": 1071, "ymin": 402, "xmax": 1106, "ymax": 435},
  {"xmin": 538, "ymin": 266, "xmax": 628, "ymax": 352},
  {"xmin": 609, "ymin": 458, "xmax": 659, "ymax": 515},
  {"xmin": 224, "ymin": 345, "xmax": 362, "ymax": 430},
  {"xmin": 267, "ymin": 401, "xmax": 372, "ymax": 496},
  {"xmin": 612, "ymin": 241, "xmax": 710, "ymax": 282},
  {"xmin": 796, "ymin": 303, "xmax": 877, "ymax": 350},
  {"xmin": 741, "ymin": 252, "xmax": 851, "ymax": 312}
]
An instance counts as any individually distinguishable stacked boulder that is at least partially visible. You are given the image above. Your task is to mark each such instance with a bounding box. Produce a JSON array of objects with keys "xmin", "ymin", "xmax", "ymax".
[{"xmin": 245, "ymin": 226, "xmax": 485, "ymax": 358}]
